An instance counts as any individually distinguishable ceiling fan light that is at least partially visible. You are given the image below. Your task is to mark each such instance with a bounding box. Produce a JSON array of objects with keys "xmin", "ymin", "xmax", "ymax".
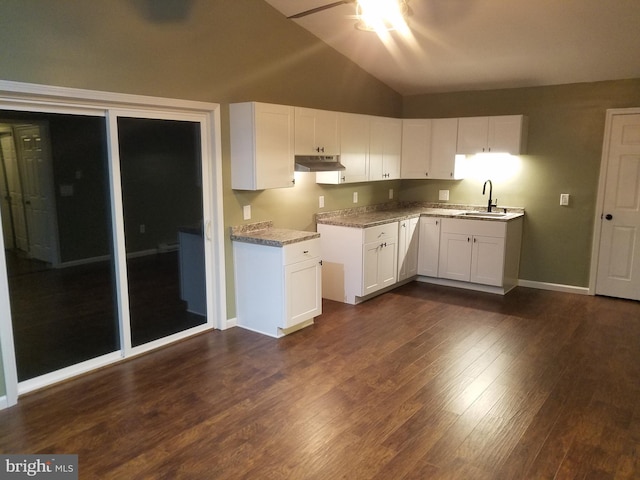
[{"xmin": 355, "ymin": 0, "xmax": 409, "ymax": 32}]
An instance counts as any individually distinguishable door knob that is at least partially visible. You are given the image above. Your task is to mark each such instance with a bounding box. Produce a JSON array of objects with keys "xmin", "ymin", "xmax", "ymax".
[{"xmin": 605, "ymin": 214, "xmax": 613, "ymax": 220}]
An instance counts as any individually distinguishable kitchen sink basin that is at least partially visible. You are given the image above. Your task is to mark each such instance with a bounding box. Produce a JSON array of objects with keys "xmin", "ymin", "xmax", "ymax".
[{"xmin": 459, "ymin": 211, "xmax": 508, "ymax": 218}]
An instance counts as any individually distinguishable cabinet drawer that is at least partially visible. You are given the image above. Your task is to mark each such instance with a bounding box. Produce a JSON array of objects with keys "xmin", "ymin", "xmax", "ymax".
[
  {"xmin": 283, "ymin": 238, "xmax": 321, "ymax": 265},
  {"xmin": 364, "ymin": 222, "xmax": 399, "ymax": 244}
]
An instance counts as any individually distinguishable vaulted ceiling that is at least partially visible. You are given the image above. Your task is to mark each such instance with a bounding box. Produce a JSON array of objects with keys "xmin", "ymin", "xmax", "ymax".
[{"xmin": 264, "ymin": 0, "xmax": 640, "ymax": 95}]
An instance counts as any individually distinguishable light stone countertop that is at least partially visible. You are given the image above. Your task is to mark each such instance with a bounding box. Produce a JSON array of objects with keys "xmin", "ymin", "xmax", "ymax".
[
  {"xmin": 315, "ymin": 202, "xmax": 524, "ymax": 228},
  {"xmin": 230, "ymin": 221, "xmax": 320, "ymax": 247}
]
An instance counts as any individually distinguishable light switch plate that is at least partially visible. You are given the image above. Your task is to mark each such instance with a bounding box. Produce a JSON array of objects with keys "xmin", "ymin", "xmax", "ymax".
[
  {"xmin": 353, "ymin": 192, "xmax": 358, "ymax": 203},
  {"xmin": 560, "ymin": 193, "xmax": 570, "ymax": 206},
  {"xmin": 439, "ymin": 190, "xmax": 450, "ymax": 201},
  {"xmin": 389, "ymin": 188, "xmax": 394, "ymax": 199},
  {"xmin": 243, "ymin": 205, "xmax": 251, "ymax": 220},
  {"xmin": 319, "ymin": 195, "xmax": 324, "ymax": 208}
]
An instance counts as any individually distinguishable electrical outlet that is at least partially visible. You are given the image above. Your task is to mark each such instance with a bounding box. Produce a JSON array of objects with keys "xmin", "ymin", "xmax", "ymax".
[
  {"xmin": 319, "ymin": 195, "xmax": 324, "ymax": 208},
  {"xmin": 389, "ymin": 188, "xmax": 394, "ymax": 200},
  {"xmin": 439, "ymin": 190, "xmax": 450, "ymax": 201},
  {"xmin": 560, "ymin": 193, "xmax": 570, "ymax": 206},
  {"xmin": 243, "ymin": 205, "xmax": 251, "ymax": 220},
  {"xmin": 139, "ymin": 224, "xmax": 145, "ymax": 234},
  {"xmin": 353, "ymin": 192, "xmax": 358, "ymax": 203}
]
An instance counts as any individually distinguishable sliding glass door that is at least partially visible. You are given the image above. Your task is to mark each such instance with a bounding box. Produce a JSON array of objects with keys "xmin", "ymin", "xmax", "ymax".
[
  {"xmin": 1, "ymin": 111, "xmax": 119, "ymax": 383},
  {"xmin": 0, "ymin": 87, "xmax": 222, "ymax": 401},
  {"xmin": 117, "ymin": 116, "xmax": 207, "ymax": 347}
]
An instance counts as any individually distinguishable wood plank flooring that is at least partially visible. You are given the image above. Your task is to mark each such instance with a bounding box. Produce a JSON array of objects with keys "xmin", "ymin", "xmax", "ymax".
[{"xmin": 1, "ymin": 282, "xmax": 640, "ymax": 479}]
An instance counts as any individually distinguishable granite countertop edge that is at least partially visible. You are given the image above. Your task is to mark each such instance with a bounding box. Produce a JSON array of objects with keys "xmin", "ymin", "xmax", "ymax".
[
  {"xmin": 230, "ymin": 221, "xmax": 320, "ymax": 247},
  {"xmin": 315, "ymin": 202, "xmax": 525, "ymax": 228}
]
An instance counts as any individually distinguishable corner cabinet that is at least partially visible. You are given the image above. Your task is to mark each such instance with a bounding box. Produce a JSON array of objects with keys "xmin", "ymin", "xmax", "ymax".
[
  {"xmin": 294, "ymin": 107, "xmax": 339, "ymax": 155},
  {"xmin": 456, "ymin": 115, "xmax": 527, "ymax": 155},
  {"xmin": 417, "ymin": 216, "xmax": 441, "ymax": 277},
  {"xmin": 230, "ymin": 102, "xmax": 295, "ymax": 190},
  {"xmin": 233, "ymin": 238, "xmax": 322, "ymax": 337},
  {"xmin": 398, "ymin": 217, "xmax": 420, "ymax": 282},
  {"xmin": 318, "ymin": 221, "xmax": 398, "ymax": 305}
]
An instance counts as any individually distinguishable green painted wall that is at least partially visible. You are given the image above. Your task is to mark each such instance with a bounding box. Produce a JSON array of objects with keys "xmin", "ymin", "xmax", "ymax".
[
  {"xmin": 0, "ymin": 0, "xmax": 639, "ymax": 400},
  {"xmin": 401, "ymin": 79, "xmax": 640, "ymax": 287},
  {"xmin": 0, "ymin": 0, "xmax": 401, "ymax": 397}
]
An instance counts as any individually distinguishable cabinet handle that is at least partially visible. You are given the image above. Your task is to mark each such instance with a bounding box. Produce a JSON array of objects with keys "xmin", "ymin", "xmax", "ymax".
[
  {"xmin": 473, "ymin": 238, "xmax": 477, "ymax": 243},
  {"xmin": 467, "ymin": 237, "xmax": 470, "ymax": 242},
  {"xmin": 425, "ymin": 172, "xmax": 429, "ymax": 177},
  {"xmin": 435, "ymin": 220, "xmax": 438, "ymax": 225},
  {"xmin": 303, "ymin": 250, "xmax": 309, "ymax": 254},
  {"xmin": 341, "ymin": 176, "xmax": 345, "ymax": 182},
  {"xmin": 319, "ymin": 260, "xmax": 323, "ymax": 266}
]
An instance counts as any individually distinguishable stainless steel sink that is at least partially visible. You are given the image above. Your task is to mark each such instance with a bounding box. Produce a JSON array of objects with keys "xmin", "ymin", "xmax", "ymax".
[{"xmin": 459, "ymin": 211, "xmax": 508, "ymax": 218}]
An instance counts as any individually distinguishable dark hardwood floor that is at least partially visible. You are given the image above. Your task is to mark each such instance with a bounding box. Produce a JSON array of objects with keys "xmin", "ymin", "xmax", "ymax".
[{"xmin": 1, "ymin": 282, "xmax": 639, "ymax": 479}]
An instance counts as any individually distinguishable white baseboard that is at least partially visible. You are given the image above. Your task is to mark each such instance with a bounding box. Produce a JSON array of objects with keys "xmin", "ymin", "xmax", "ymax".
[
  {"xmin": 517, "ymin": 279, "xmax": 590, "ymax": 295},
  {"xmin": 225, "ymin": 317, "xmax": 237, "ymax": 330}
]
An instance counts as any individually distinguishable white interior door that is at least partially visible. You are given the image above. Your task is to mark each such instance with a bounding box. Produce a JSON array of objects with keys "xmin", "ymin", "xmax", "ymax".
[
  {"xmin": 0, "ymin": 132, "xmax": 27, "ymax": 252},
  {"xmin": 596, "ymin": 113, "xmax": 640, "ymax": 300},
  {"xmin": 14, "ymin": 124, "xmax": 56, "ymax": 263}
]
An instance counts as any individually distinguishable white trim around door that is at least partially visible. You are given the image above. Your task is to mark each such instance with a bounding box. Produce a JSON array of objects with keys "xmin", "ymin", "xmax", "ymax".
[
  {"xmin": 589, "ymin": 107, "xmax": 640, "ymax": 296},
  {"xmin": 0, "ymin": 80, "xmax": 227, "ymax": 408}
]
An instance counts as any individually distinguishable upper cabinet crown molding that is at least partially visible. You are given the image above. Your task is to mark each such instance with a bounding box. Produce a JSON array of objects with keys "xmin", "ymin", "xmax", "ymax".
[
  {"xmin": 456, "ymin": 115, "xmax": 528, "ymax": 155},
  {"xmin": 230, "ymin": 102, "xmax": 295, "ymax": 191},
  {"xmin": 294, "ymin": 107, "xmax": 339, "ymax": 156}
]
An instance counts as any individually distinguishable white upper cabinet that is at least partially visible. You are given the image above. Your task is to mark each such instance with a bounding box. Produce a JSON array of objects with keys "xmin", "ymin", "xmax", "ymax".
[
  {"xmin": 401, "ymin": 118, "xmax": 432, "ymax": 179},
  {"xmin": 457, "ymin": 115, "xmax": 527, "ymax": 154},
  {"xmin": 370, "ymin": 116, "xmax": 402, "ymax": 181},
  {"xmin": 316, "ymin": 112, "xmax": 370, "ymax": 184},
  {"xmin": 430, "ymin": 118, "xmax": 459, "ymax": 179},
  {"xmin": 401, "ymin": 118, "xmax": 458, "ymax": 180},
  {"xmin": 294, "ymin": 107, "xmax": 339, "ymax": 156},
  {"xmin": 230, "ymin": 102, "xmax": 295, "ymax": 190}
]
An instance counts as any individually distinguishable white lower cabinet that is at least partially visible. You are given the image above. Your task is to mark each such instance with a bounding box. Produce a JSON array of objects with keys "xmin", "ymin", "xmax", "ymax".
[
  {"xmin": 417, "ymin": 216, "xmax": 441, "ymax": 277},
  {"xmin": 398, "ymin": 217, "xmax": 420, "ymax": 282},
  {"xmin": 436, "ymin": 218, "xmax": 522, "ymax": 292},
  {"xmin": 233, "ymin": 238, "xmax": 322, "ymax": 337},
  {"xmin": 318, "ymin": 221, "xmax": 398, "ymax": 304}
]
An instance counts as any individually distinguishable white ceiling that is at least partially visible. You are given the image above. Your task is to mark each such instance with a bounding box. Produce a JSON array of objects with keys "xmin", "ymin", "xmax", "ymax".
[{"xmin": 263, "ymin": 0, "xmax": 640, "ymax": 95}]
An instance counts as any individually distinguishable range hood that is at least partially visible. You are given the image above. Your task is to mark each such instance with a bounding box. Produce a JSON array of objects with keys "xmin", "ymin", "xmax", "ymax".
[{"xmin": 295, "ymin": 155, "xmax": 346, "ymax": 172}]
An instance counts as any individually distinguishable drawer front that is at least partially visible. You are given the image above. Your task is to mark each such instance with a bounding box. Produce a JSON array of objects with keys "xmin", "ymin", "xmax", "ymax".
[
  {"xmin": 283, "ymin": 238, "xmax": 321, "ymax": 265},
  {"xmin": 364, "ymin": 221, "xmax": 399, "ymax": 244}
]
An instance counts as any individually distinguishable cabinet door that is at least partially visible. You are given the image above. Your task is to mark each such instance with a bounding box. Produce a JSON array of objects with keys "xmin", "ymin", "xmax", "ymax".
[
  {"xmin": 230, "ymin": 102, "xmax": 295, "ymax": 190},
  {"xmin": 401, "ymin": 119, "xmax": 431, "ymax": 179},
  {"xmin": 363, "ymin": 238, "xmax": 397, "ymax": 295},
  {"xmin": 457, "ymin": 117, "xmax": 489, "ymax": 154},
  {"xmin": 339, "ymin": 112, "xmax": 369, "ymax": 183},
  {"xmin": 470, "ymin": 235, "xmax": 505, "ymax": 286},
  {"xmin": 370, "ymin": 117, "xmax": 402, "ymax": 180},
  {"xmin": 284, "ymin": 257, "xmax": 322, "ymax": 328},
  {"xmin": 294, "ymin": 107, "xmax": 339, "ymax": 155},
  {"xmin": 430, "ymin": 118, "xmax": 458, "ymax": 179},
  {"xmin": 439, "ymin": 231, "xmax": 472, "ymax": 281},
  {"xmin": 488, "ymin": 115, "xmax": 525, "ymax": 154},
  {"xmin": 418, "ymin": 217, "xmax": 441, "ymax": 277},
  {"xmin": 398, "ymin": 217, "xmax": 419, "ymax": 281}
]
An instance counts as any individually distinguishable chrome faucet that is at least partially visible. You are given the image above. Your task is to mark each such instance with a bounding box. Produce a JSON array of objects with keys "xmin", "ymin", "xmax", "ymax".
[{"xmin": 483, "ymin": 179, "xmax": 497, "ymax": 212}]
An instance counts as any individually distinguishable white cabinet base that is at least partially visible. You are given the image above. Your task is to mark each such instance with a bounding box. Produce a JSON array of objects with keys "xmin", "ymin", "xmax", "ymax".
[{"xmin": 415, "ymin": 275, "xmax": 517, "ymax": 295}]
